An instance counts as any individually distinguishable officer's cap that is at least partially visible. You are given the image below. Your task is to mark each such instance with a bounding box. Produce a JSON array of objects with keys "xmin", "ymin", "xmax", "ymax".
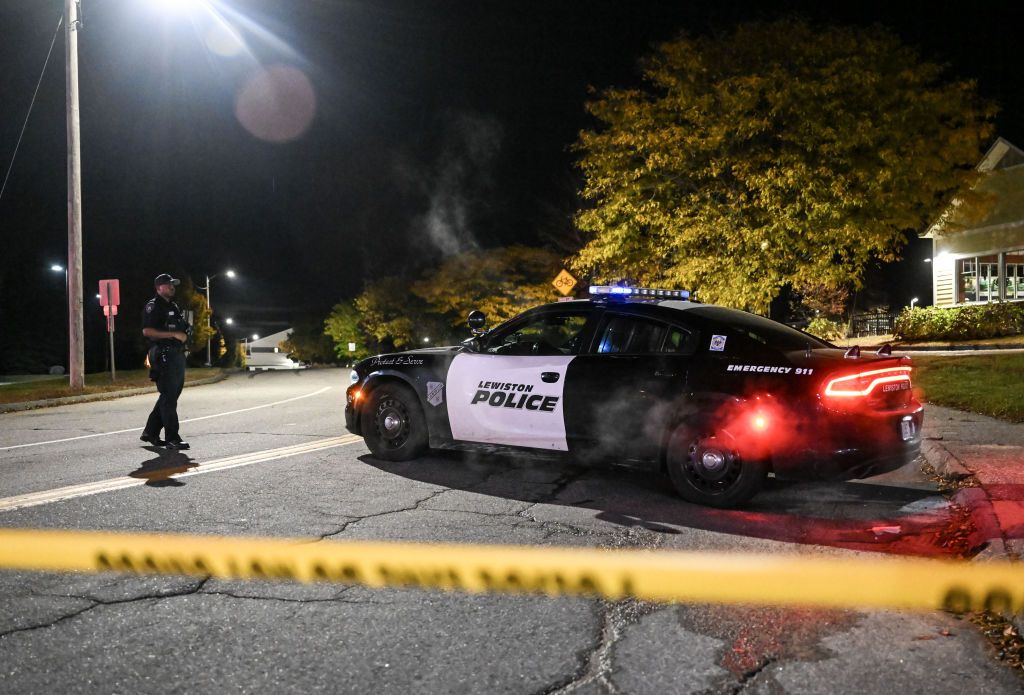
[{"xmin": 154, "ymin": 273, "xmax": 180, "ymax": 287}]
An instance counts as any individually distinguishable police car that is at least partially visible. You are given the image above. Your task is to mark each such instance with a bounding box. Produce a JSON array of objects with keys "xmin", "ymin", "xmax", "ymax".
[{"xmin": 345, "ymin": 286, "xmax": 923, "ymax": 508}]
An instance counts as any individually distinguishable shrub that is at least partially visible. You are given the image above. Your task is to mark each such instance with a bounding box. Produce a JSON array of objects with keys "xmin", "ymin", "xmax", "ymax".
[
  {"xmin": 806, "ymin": 317, "xmax": 846, "ymax": 342},
  {"xmin": 894, "ymin": 303, "xmax": 1024, "ymax": 341}
]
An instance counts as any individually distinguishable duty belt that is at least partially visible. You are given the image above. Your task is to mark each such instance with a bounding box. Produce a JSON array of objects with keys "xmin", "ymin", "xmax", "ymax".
[{"xmin": 155, "ymin": 341, "xmax": 184, "ymax": 351}]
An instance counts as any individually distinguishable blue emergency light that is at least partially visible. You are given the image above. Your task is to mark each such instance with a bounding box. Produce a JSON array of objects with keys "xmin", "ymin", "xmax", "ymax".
[{"xmin": 589, "ymin": 285, "xmax": 690, "ymax": 300}]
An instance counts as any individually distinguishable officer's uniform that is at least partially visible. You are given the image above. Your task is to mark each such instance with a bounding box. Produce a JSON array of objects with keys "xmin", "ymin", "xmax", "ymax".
[{"xmin": 141, "ymin": 277, "xmax": 191, "ymax": 448}]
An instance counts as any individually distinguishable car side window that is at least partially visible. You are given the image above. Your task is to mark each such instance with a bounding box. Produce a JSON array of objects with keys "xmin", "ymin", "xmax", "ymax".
[
  {"xmin": 598, "ymin": 316, "xmax": 664, "ymax": 354},
  {"xmin": 484, "ymin": 312, "xmax": 589, "ymax": 356},
  {"xmin": 663, "ymin": 325, "xmax": 700, "ymax": 355},
  {"xmin": 596, "ymin": 316, "xmax": 698, "ymax": 355}
]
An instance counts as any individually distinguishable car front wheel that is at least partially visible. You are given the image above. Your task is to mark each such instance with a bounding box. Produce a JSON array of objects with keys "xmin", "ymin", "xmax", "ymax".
[
  {"xmin": 665, "ymin": 425, "xmax": 766, "ymax": 508},
  {"xmin": 361, "ymin": 382, "xmax": 428, "ymax": 461}
]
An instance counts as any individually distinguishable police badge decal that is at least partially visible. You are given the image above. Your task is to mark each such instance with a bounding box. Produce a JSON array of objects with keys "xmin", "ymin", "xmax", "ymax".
[{"xmin": 426, "ymin": 382, "xmax": 444, "ymax": 407}]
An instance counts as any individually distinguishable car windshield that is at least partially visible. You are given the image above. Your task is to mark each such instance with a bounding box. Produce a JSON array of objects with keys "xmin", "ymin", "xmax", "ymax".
[
  {"xmin": 690, "ymin": 306, "xmax": 831, "ymax": 351},
  {"xmin": 483, "ymin": 311, "xmax": 589, "ymax": 355}
]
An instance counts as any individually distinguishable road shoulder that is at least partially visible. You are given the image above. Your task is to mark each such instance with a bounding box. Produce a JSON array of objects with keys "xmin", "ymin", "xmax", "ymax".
[{"xmin": 0, "ymin": 371, "xmax": 231, "ymax": 414}]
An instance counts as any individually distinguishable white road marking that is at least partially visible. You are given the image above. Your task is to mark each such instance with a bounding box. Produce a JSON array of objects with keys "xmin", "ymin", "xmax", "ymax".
[
  {"xmin": 0, "ymin": 387, "xmax": 332, "ymax": 452},
  {"xmin": 0, "ymin": 435, "xmax": 362, "ymax": 512}
]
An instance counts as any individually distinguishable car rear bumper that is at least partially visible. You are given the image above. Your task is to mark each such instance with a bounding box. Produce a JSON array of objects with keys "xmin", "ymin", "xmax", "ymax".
[{"xmin": 771, "ymin": 404, "xmax": 924, "ymax": 481}]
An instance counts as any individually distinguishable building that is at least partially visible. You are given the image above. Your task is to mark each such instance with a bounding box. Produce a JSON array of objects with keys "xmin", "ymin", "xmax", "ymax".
[
  {"xmin": 246, "ymin": 329, "xmax": 303, "ymax": 370},
  {"xmin": 922, "ymin": 137, "xmax": 1024, "ymax": 307}
]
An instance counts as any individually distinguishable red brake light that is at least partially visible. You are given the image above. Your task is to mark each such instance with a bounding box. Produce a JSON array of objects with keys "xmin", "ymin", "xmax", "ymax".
[{"xmin": 823, "ymin": 366, "xmax": 912, "ymax": 398}]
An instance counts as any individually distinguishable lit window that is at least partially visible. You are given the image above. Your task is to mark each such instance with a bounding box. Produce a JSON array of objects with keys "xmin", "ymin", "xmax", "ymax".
[
  {"xmin": 957, "ymin": 255, "xmax": 999, "ymax": 303},
  {"xmin": 1007, "ymin": 249, "xmax": 1024, "ymax": 300}
]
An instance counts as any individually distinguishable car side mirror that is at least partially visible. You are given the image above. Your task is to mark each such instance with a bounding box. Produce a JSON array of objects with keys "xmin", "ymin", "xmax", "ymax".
[{"xmin": 468, "ymin": 310, "xmax": 487, "ymax": 335}]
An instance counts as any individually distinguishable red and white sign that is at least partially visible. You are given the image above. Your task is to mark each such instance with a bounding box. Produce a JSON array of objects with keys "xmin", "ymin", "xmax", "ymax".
[
  {"xmin": 99, "ymin": 279, "xmax": 120, "ymax": 330},
  {"xmin": 98, "ymin": 279, "xmax": 120, "ymax": 307}
]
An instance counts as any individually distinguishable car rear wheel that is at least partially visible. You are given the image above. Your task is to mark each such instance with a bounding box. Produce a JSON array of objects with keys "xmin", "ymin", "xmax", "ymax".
[
  {"xmin": 665, "ymin": 425, "xmax": 766, "ymax": 508},
  {"xmin": 361, "ymin": 383, "xmax": 428, "ymax": 461}
]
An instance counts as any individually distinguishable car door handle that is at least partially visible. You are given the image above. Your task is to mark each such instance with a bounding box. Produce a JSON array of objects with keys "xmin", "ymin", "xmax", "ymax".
[
  {"xmin": 541, "ymin": 372, "xmax": 560, "ymax": 383},
  {"xmin": 654, "ymin": 370, "xmax": 677, "ymax": 378}
]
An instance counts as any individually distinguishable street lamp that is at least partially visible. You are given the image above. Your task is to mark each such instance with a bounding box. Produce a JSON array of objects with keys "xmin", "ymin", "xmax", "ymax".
[
  {"xmin": 196, "ymin": 269, "xmax": 237, "ymax": 367},
  {"xmin": 59, "ymin": 1, "xmax": 254, "ymax": 388},
  {"xmin": 225, "ymin": 318, "xmax": 234, "ymax": 325},
  {"xmin": 910, "ymin": 297, "xmax": 919, "ymax": 309},
  {"xmin": 50, "ymin": 264, "xmax": 67, "ymax": 290}
]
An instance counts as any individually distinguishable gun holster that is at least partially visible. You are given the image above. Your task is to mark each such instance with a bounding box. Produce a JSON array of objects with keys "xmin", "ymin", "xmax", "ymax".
[{"xmin": 148, "ymin": 346, "xmax": 163, "ymax": 382}]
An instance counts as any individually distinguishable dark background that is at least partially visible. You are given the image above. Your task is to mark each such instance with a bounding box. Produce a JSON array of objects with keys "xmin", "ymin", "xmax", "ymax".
[{"xmin": 1, "ymin": 0, "xmax": 1021, "ymax": 372}]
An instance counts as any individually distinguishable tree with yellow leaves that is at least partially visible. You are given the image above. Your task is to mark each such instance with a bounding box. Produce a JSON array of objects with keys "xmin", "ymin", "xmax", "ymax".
[
  {"xmin": 412, "ymin": 246, "xmax": 563, "ymax": 330},
  {"xmin": 572, "ymin": 19, "xmax": 995, "ymax": 313},
  {"xmin": 336, "ymin": 246, "xmax": 564, "ymax": 352}
]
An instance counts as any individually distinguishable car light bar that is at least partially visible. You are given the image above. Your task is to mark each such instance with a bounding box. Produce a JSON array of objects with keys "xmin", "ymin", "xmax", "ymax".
[
  {"xmin": 589, "ymin": 286, "xmax": 690, "ymax": 300},
  {"xmin": 823, "ymin": 366, "xmax": 912, "ymax": 398}
]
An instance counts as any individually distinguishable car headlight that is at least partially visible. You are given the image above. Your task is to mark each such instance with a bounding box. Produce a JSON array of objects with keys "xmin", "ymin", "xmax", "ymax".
[{"xmin": 349, "ymin": 369, "xmax": 360, "ymax": 385}]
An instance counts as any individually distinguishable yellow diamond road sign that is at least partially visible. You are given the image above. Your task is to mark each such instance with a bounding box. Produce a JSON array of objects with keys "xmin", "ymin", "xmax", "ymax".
[{"xmin": 552, "ymin": 269, "xmax": 577, "ymax": 296}]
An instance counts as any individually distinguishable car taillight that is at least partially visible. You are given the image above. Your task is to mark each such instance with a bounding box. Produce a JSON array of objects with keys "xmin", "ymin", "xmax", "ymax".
[{"xmin": 822, "ymin": 366, "xmax": 912, "ymax": 399}]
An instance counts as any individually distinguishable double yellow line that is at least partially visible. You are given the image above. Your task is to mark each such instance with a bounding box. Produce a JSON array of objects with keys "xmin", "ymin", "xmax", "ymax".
[
  {"xmin": 0, "ymin": 435, "xmax": 361, "ymax": 512},
  {"xmin": 1, "ymin": 527, "xmax": 1020, "ymax": 613}
]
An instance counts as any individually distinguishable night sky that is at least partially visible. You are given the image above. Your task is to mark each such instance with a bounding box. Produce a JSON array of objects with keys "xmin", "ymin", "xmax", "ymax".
[{"xmin": 1, "ymin": 0, "xmax": 1021, "ymax": 371}]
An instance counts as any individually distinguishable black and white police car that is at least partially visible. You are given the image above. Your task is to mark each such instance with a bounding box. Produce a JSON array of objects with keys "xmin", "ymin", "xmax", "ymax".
[{"xmin": 345, "ymin": 286, "xmax": 923, "ymax": 508}]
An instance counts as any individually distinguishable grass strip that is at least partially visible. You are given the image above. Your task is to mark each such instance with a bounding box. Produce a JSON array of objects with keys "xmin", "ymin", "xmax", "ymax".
[
  {"xmin": 911, "ymin": 353, "xmax": 1024, "ymax": 423},
  {"xmin": 0, "ymin": 368, "xmax": 221, "ymax": 405}
]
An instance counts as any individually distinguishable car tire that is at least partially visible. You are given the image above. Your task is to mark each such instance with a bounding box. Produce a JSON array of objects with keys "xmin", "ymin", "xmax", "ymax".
[
  {"xmin": 665, "ymin": 424, "xmax": 766, "ymax": 508},
  {"xmin": 361, "ymin": 382, "xmax": 428, "ymax": 461}
]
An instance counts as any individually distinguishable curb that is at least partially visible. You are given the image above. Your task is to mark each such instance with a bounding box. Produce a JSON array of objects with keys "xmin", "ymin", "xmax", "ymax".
[
  {"xmin": 921, "ymin": 439, "xmax": 973, "ymax": 480},
  {"xmin": 920, "ymin": 437, "xmax": 1015, "ymax": 562},
  {"xmin": 919, "ymin": 416, "xmax": 1024, "ymax": 631},
  {"xmin": 0, "ymin": 371, "xmax": 230, "ymax": 414},
  {"xmin": 894, "ymin": 344, "xmax": 1024, "ymax": 352}
]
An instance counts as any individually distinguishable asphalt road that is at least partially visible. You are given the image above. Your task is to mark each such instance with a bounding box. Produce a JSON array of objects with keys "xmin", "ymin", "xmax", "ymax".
[{"xmin": 0, "ymin": 369, "xmax": 1020, "ymax": 694}]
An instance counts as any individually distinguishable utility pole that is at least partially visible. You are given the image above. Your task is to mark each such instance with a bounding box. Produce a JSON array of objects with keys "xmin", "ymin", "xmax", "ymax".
[
  {"xmin": 199, "ymin": 270, "xmax": 235, "ymax": 367},
  {"xmin": 205, "ymin": 274, "xmax": 212, "ymax": 366},
  {"xmin": 65, "ymin": 0, "xmax": 85, "ymax": 389}
]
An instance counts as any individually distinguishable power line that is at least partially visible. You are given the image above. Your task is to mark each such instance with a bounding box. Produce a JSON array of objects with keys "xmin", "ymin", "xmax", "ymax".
[{"xmin": 0, "ymin": 14, "xmax": 64, "ymax": 206}]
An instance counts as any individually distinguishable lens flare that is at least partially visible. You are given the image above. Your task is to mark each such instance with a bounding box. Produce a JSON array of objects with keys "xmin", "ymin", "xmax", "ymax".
[{"xmin": 235, "ymin": 65, "xmax": 316, "ymax": 143}]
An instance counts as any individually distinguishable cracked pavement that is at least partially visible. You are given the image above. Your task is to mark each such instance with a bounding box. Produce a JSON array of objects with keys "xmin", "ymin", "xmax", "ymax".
[{"xmin": 1, "ymin": 369, "xmax": 1021, "ymax": 693}]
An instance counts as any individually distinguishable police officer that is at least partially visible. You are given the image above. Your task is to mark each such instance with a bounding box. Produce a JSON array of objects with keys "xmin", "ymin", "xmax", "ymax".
[{"xmin": 140, "ymin": 274, "xmax": 191, "ymax": 449}]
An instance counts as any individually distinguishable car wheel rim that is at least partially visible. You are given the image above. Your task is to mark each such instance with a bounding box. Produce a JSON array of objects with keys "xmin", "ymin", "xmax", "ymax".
[
  {"xmin": 374, "ymin": 397, "xmax": 410, "ymax": 449},
  {"xmin": 681, "ymin": 435, "xmax": 742, "ymax": 494}
]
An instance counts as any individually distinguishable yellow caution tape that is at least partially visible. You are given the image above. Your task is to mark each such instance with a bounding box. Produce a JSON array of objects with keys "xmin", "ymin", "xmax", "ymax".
[{"xmin": 0, "ymin": 527, "xmax": 1020, "ymax": 612}]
